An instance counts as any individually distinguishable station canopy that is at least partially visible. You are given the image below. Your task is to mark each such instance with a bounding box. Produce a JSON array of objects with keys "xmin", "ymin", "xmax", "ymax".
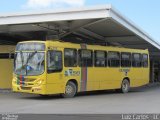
[{"xmin": 0, "ymin": 5, "xmax": 159, "ymax": 60}]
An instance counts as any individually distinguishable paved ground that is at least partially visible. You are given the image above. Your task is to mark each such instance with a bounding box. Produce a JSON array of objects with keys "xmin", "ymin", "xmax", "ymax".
[{"xmin": 0, "ymin": 84, "xmax": 160, "ymax": 114}]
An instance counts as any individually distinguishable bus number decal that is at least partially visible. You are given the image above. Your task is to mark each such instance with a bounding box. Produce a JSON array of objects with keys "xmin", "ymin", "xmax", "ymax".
[
  {"xmin": 119, "ymin": 69, "xmax": 130, "ymax": 76},
  {"xmin": 65, "ymin": 69, "xmax": 80, "ymax": 77}
]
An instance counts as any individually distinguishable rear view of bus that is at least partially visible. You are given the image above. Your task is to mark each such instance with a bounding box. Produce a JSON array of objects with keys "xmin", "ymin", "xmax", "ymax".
[{"xmin": 12, "ymin": 41, "xmax": 46, "ymax": 95}]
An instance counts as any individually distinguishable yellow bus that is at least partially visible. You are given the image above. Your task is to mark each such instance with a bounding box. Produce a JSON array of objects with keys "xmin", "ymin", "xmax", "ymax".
[{"xmin": 12, "ymin": 40, "xmax": 149, "ymax": 98}]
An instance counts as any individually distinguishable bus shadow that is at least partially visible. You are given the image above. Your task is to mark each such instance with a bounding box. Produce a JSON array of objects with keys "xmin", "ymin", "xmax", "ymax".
[
  {"xmin": 77, "ymin": 90, "xmax": 118, "ymax": 97},
  {"xmin": 19, "ymin": 91, "xmax": 116, "ymax": 100},
  {"xmin": 18, "ymin": 90, "xmax": 137, "ymax": 100},
  {"xmin": 76, "ymin": 88, "xmax": 145, "ymax": 97},
  {"xmin": 18, "ymin": 84, "xmax": 159, "ymax": 100},
  {"xmin": 19, "ymin": 94, "xmax": 62, "ymax": 100}
]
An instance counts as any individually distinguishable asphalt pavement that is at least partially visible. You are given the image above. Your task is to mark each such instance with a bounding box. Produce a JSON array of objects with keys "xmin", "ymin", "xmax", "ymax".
[{"xmin": 0, "ymin": 83, "xmax": 160, "ymax": 114}]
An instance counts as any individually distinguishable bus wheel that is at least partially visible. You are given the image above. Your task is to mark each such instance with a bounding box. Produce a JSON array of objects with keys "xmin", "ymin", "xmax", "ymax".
[
  {"xmin": 62, "ymin": 81, "xmax": 77, "ymax": 98},
  {"xmin": 121, "ymin": 79, "xmax": 130, "ymax": 93}
]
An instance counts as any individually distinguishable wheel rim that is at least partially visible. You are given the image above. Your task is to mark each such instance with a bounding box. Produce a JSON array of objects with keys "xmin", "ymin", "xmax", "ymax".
[
  {"xmin": 122, "ymin": 81, "xmax": 128, "ymax": 92},
  {"xmin": 66, "ymin": 85, "xmax": 74, "ymax": 95}
]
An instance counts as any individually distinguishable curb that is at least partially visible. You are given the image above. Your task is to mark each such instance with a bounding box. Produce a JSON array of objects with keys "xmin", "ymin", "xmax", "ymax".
[
  {"xmin": 0, "ymin": 89, "xmax": 12, "ymax": 93},
  {"xmin": 146, "ymin": 82, "xmax": 160, "ymax": 87}
]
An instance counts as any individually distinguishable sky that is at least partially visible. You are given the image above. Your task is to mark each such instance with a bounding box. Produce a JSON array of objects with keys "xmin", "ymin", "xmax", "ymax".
[{"xmin": 0, "ymin": 0, "xmax": 159, "ymax": 43}]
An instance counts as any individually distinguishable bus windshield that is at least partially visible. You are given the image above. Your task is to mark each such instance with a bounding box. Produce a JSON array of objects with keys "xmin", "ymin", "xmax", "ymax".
[{"xmin": 14, "ymin": 52, "xmax": 45, "ymax": 76}]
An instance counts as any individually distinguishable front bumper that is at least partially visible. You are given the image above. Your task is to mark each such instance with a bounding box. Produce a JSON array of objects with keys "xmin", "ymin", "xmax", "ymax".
[{"xmin": 12, "ymin": 84, "xmax": 46, "ymax": 95}]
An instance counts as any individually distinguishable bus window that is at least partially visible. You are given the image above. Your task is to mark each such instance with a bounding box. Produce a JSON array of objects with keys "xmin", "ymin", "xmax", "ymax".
[
  {"xmin": 132, "ymin": 53, "xmax": 141, "ymax": 67},
  {"xmin": 94, "ymin": 51, "xmax": 106, "ymax": 67},
  {"xmin": 108, "ymin": 52, "xmax": 120, "ymax": 67},
  {"xmin": 64, "ymin": 48, "xmax": 77, "ymax": 67},
  {"xmin": 79, "ymin": 50, "xmax": 93, "ymax": 67},
  {"xmin": 47, "ymin": 50, "xmax": 62, "ymax": 73},
  {"xmin": 121, "ymin": 52, "xmax": 131, "ymax": 67},
  {"xmin": 16, "ymin": 42, "xmax": 45, "ymax": 51},
  {"xmin": 142, "ymin": 54, "xmax": 148, "ymax": 67}
]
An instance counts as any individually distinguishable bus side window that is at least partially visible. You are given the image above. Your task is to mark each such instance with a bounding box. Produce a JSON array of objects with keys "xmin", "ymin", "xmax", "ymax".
[
  {"xmin": 108, "ymin": 51, "xmax": 120, "ymax": 67},
  {"xmin": 142, "ymin": 54, "xmax": 148, "ymax": 67},
  {"xmin": 64, "ymin": 48, "xmax": 77, "ymax": 67},
  {"xmin": 94, "ymin": 51, "xmax": 106, "ymax": 67},
  {"xmin": 121, "ymin": 52, "xmax": 131, "ymax": 67},
  {"xmin": 132, "ymin": 53, "xmax": 141, "ymax": 67},
  {"xmin": 47, "ymin": 50, "xmax": 62, "ymax": 73},
  {"xmin": 79, "ymin": 49, "xmax": 93, "ymax": 67}
]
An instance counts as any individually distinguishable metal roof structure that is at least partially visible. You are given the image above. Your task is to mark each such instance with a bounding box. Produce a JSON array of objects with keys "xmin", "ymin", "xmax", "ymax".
[{"xmin": 0, "ymin": 5, "xmax": 159, "ymax": 60}]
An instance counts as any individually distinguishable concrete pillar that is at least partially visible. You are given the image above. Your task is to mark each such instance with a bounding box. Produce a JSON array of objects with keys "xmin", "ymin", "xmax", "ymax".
[
  {"xmin": 157, "ymin": 62, "xmax": 160, "ymax": 82},
  {"xmin": 150, "ymin": 60, "xmax": 155, "ymax": 83}
]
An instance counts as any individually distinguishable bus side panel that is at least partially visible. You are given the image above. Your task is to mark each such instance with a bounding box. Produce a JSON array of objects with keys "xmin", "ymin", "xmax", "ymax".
[
  {"xmin": 142, "ymin": 57, "xmax": 150, "ymax": 86},
  {"xmin": 100, "ymin": 68, "xmax": 122, "ymax": 90},
  {"xmin": 129, "ymin": 68, "xmax": 143, "ymax": 87},
  {"xmin": 86, "ymin": 68, "xmax": 100, "ymax": 91},
  {"xmin": 142, "ymin": 67, "xmax": 150, "ymax": 85},
  {"xmin": 46, "ymin": 71, "xmax": 65, "ymax": 94},
  {"xmin": 87, "ymin": 68, "xmax": 123, "ymax": 91},
  {"xmin": 141, "ymin": 67, "xmax": 149, "ymax": 86}
]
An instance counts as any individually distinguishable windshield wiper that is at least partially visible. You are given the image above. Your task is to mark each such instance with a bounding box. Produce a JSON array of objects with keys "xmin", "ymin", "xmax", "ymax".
[
  {"xmin": 19, "ymin": 51, "xmax": 37, "ymax": 75},
  {"xmin": 19, "ymin": 51, "xmax": 25, "ymax": 75},
  {"xmin": 20, "ymin": 51, "xmax": 23, "ymax": 66},
  {"xmin": 25, "ymin": 51, "xmax": 37, "ymax": 75}
]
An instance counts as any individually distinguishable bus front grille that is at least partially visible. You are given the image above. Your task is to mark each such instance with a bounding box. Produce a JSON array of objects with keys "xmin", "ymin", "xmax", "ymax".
[
  {"xmin": 24, "ymin": 78, "xmax": 36, "ymax": 82},
  {"xmin": 21, "ymin": 87, "xmax": 32, "ymax": 90}
]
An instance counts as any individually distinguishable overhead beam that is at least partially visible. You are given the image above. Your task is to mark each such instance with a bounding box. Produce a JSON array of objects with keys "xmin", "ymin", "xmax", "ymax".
[
  {"xmin": 105, "ymin": 36, "xmax": 140, "ymax": 43},
  {"xmin": 78, "ymin": 28, "xmax": 105, "ymax": 40},
  {"xmin": 9, "ymin": 32, "xmax": 33, "ymax": 40},
  {"xmin": 0, "ymin": 39, "xmax": 16, "ymax": 45},
  {"xmin": 60, "ymin": 18, "xmax": 108, "ymax": 38},
  {"xmin": 150, "ymin": 52, "xmax": 160, "ymax": 56},
  {"xmin": 73, "ymin": 32, "xmax": 96, "ymax": 42}
]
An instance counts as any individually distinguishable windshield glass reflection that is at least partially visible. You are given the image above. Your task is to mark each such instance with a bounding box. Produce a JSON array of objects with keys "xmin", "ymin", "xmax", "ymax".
[{"xmin": 14, "ymin": 52, "xmax": 45, "ymax": 76}]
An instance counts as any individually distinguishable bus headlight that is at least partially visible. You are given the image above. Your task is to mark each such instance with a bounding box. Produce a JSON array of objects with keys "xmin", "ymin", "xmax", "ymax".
[
  {"xmin": 36, "ymin": 79, "xmax": 43, "ymax": 85},
  {"xmin": 38, "ymin": 80, "xmax": 42, "ymax": 85}
]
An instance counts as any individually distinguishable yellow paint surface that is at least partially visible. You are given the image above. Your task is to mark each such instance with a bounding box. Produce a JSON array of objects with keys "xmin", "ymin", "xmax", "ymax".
[
  {"xmin": 0, "ymin": 45, "xmax": 15, "ymax": 89},
  {"xmin": 0, "ymin": 59, "xmax": 13, "ymax": 89}
]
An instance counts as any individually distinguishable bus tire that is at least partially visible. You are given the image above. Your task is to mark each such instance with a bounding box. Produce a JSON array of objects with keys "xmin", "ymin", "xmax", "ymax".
[
  {"xmin": 121, "ymin": 79, "xmax": 130, "ymax": 93},
  {"xmin": 62, "ymin": 81, "xmax": 77, "ymax": 98}
]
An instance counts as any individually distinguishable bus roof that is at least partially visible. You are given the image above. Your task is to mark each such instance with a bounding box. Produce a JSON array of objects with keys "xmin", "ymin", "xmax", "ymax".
[{"xmin": 18, "ymin": 40, "xmax": 148, "ymax": 53}]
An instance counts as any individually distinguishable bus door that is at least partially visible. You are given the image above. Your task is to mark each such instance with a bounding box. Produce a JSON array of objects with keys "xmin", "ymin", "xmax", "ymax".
[{"xmin": 46, "ymin": 50, "xmax": 64, "ymax": 93}]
